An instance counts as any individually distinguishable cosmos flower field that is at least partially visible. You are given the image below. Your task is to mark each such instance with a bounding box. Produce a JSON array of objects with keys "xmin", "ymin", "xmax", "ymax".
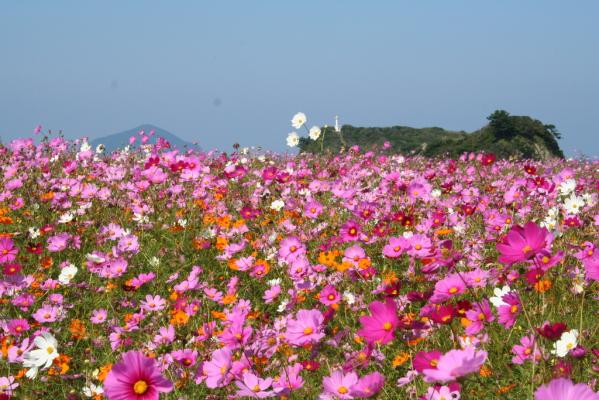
[{"xmin": 0, "ymin": 133, "xmax": 598, "ymax": 399}]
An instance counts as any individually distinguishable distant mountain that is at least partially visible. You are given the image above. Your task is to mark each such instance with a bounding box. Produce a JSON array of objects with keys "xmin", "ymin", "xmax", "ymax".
[
  {"xmin": 299, "ymin": 110, "xmax": 564, "ymax": 160},
  {"xmin": 91, "ymin": 124, "xmax": 199, "ymax": 153}
]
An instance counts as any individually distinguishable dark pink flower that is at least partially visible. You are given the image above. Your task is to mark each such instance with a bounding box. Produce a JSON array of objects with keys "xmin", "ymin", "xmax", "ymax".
[
  {"xmin": 534, "ymin": 378, "xmax": 599, "ymax": 400},
  {"xmin": 496, "ymin": 222, "xmax": 550, "ymax": 265},
  {"xmin": 357, "ymin": 299, "xmax": 399, "ymax": 345},
  {"xmin": 104, "ymin": 350, "xmax": 173, "ymax": 399}
]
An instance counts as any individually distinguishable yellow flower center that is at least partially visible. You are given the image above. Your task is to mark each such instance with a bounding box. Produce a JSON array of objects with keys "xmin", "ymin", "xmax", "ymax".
[
  {"xmin": 415, "ymin": 244, "xmax": 422, "ymax": 250},
  {"xmin": 449, "ymin": 287, "xmax": 458, "ymax": 294},
  {"xmin": 510, "ymin": 305, "xmax": 519, "ymax": 313},
  {"xmin": 252, "ymin": 384, "xmax": 261, "ymax": 392},
  {"xmin": 338, "ymin": 386, "xmax": 348, "ymax": 394},
  {"xmin": 46, "ymin": 346, "xmax": 54, "ymax": 354},
  {"xmin": 133, "ymin": 380, "xmax": 148, "ymax": 394},
  {"xmin": 522, "ymin": 245, "xmax": 532, "ymax": 254},
  {"xmin": 303, "ymin": 327, "xmax": 314, "ymax": 335},
  {"xmin": 383, "ymin": 322, "xmax": 393, "ymax": 331}
]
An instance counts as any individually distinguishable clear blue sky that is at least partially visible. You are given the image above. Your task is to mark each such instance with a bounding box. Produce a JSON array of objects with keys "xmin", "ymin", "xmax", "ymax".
[{"xmin": 1, "ymin": 1, "xmax": 598, "ymax": 156}]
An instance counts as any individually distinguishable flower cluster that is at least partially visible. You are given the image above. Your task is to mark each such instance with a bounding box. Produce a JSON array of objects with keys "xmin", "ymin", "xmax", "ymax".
[{"xmin": 0, "ymin": 128, "xmax": 597, "ymax": 399}]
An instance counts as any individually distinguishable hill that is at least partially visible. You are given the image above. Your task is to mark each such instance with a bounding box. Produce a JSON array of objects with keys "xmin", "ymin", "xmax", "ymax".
[
  {"xmin": 298, "ymin": 111, "xmax": 564, "ymax": 159},
  {"xmin": 91, "ymin": 124, "xmax": 198, "ymax": 153}
]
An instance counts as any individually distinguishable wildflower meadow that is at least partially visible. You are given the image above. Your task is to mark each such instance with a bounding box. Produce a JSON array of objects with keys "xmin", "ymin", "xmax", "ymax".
[{"xmin": 0, "ymin": 117, "xmax": 598, "ymax": 399}]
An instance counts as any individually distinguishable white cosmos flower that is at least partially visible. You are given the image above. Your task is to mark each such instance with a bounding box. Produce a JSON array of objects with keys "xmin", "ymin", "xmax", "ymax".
[
  {"xmin": 563, "ymin": 194, "xmax": 585, "ymax": 214},
  {"xmin": 58, "ymin": 212, "xmax": 74, "ymax": 224},
  {"xmin": 59, "ymin": 264, "xmax": 78, "ymax": 285},
  {"xmin": 551, "ymin": 329, "xmax": 578, "ymax": 357},
  {"xmin": 23, "ymin": 332, "xmax": 59, "ymax": 379},
  {"xmin": 29, "ymin": 227, "xmax": 41, "ymax": 239},
  {"xmin": 270, "ymin": 199, "xmax": 285, "ymax": 211},
  {"xmin": 291, "ymin": 112, "xmax": 307, "ymax": 129},
  {"xmin": 489, "ymin": 285, "xmax": 511, "ymax": 308},
  {"xmin": 149, "ymin": 257, "xmax": 160, "ymax": 267},
  {"xmin": 309, "ymin": 126, "xmax": 321, "ymax": 140},
  {"xmin": 95, "ymin": 144, "xmax": 105, "ymax": 154},
  {"xmin": 558, "ymin": 179, "xmax": 576, "ymax": 196},
  {"xmin": 277, "ymin": 298, "xmax": 289, "ymax": 313},
  {"xmin": 343, "ymin": 291, "xmax": 356, "ymax": 305},
  {"xmin": 82, "ymin": 383, "xmax": 104, "ymax": 397},
  {"xmin": 286, "ymin": 132, "xmax": 300, "ymax": 147}
]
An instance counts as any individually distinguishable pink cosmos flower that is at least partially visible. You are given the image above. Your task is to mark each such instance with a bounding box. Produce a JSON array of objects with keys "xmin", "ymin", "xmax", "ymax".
[
  {"xmin": 32, "ymin": 305, "xmax": 60, "ymax": 323},
  {"xmin": 273, "ymin": 363, "xmax": 304, "ymax": 394},
  {"xmin": 413, "ymin": 350, "xmax": 443, "ymax": 374},
  {"xmin": 263, "ymin": 285, "xmax": 281, "ymax": 303},
  {"xmin": 422, "ymin": 347, "xmax": 487, "ymax": 382},
  {"xmin": 464, "ymin": 299, "xmax": 494, "ymax": 335},
  {"xmin": 357, "ymin": 299, "xmax": 399, "ymax": 345},
  {"xmin": 140, "ymin": 295, "xmax": 166, "ymax": 312},
  {"xmin": 407, "ymin": 234, "xmax": 433, "ymax": 258},
  {"xmin": 0, "ymin": 237, "xmax": 18, "ymax": 263},
  {"xmin": 104, "ymin": 350, "xmax": 173, "ymax": 399},
  {"xmin": 90, "ymin": 309, "xmax": 108, "ymax": 324},
  {"xmin": 0, "ymin": 375, "xmax": 18, "ymax": 396},
  {"xmin": 7, "ymin": 318, "xmax": 29, "ymax": 336},
  {"xmin": 202, "ymin": 348, "xmax": 233, "ymax": 389},
  {"xmin": 339, "ymin": 220, "xmax": 361, "ymax": 243},
  {"xmin": 382, "ymin": 236, "xmax": 411, "ymax": 258},
  {"xmin": 279, "ymin": 237, "xmax": 306, "ymax": 263},
  {"xmin": 304, "ymin": 200, "xmax": 323, "ymax": 219},
  {"xmin": 497, "ymin": 292, "xmax": 521, "ymax": 329},
  {"xmin": 318, "ymin": 285, "xmax": 341, "ymax": 306},
  {"xmin": 429, "ymin": 274, "xmax": 466, "ymax": 304},
  {"xmin": 285, "ymin": 309, "xmax": 325, "ymax": 346},
  {"xmin": 350, "ymin": 371, "xmax": 385, "ymax": 398},
  {"xmin": 584, "ymin": 252, "xmax": 599, "ymax": 281},
  {"xmin": 47, "ymin": 233, "xmax": 70, "ymax": 252},
  {"xmin": 496, "ymin": 221, "xmax": 550, "ymax": 265},
  {"xmin": 235, "ymin": 372, "xmax": 275, "ymax": 398},
  {"xmin": 534, "ymin": 378, "xmax": 599, "ymax": 400},
  {"xmin": 512, "ymin": 335, "xmax": 541, "ymax": 365},
  {"xmin": 322, "ymin": 370, "xmax": 359, "ymax": 400},
  {"xmin": 343, "ymin": 245, "xmax": 366, "ymax": 267}
]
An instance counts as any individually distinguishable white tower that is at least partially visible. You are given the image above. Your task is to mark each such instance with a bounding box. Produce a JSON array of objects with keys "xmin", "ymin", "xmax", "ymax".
[{"xmin": 334, "ymin": 115, "xmax": 340, "ymax": 132}]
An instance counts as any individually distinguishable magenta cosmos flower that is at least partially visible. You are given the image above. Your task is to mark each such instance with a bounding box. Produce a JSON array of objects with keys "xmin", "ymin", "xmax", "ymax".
[
  {"xmin": 357, "ymin": 299, "xmax": 399, "ymax": 345},
  {"xmin": 496, "ymin": 221, "xmax": 550, "ymax": 265},
  {"xmin": 104, "ymin": 350, "xmax": 173, "ymax": 399},
  {"xmin": 534, "ymin": 378, "xmax": 599, "ymax": 400},
  {"xmin": 422, "ymin": 347, "xmax": 487, "ymax": 382},
  {"xmin": 0, "ymin": 237, "xmax": 18, "ymax": 263},
  {"xmin": 322, "ymin": 370, "xmax": 359, "ymax": 399},
  {"xmin": 285, "ymin": 309, "xmax": 325, "ymax": 346}
]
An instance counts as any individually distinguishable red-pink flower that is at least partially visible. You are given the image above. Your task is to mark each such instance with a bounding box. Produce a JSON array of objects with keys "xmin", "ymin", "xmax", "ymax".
[
  {"xmin": 0, "ymin": 237, "xmax": 18, "ymax": 263},
  {"xmin": 496, "ymin": 221, "xmax": 550, "ymax": 265},
  {"xmin": 104, "ymin": 350, "xmax": 173, "ymax": 399},
  {"xmin": 357, "ymin": 299, "xmax": 399, "ymax": 345}
]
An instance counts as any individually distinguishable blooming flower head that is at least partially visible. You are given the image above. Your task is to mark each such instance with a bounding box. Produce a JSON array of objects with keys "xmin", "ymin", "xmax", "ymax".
[
  {"xmin": 552, "ymin": 330, "xmax": 579, "ymax": 358},
  {"xmin": 291, "ymin": 112, "xmax": 307, "ymax": 129},
  {"xmin": 286, "ymin": 132, "xmax": 300, "ymax": 147},
  {"xmin": 285, "ymin": 309, "xmax": 325, "ymax": 346},
  {"xmin": 322, "ymin": 370, "xmax": 358, "ymax": 399},
  {"xmin": 104, "ymin": 350, "xmax": 173, "ymax": 399},
  {"xmin": 496, "ymin": 221, "xmax": 550, "ymax": 265},
  {"xmin": 350, "ymin": 371, "xmax": 385, "ymax": 398},
  {"xmin": 357, "ymin": 299, "xmax": 399, "ymax": 345},
  {"xmin": 430, "ymin": 274, "xmax": 466, "ymax": 304},
  {"xmin": 235, "ymin": 371, "xmax": 275, "ymax": 398},
  {"xmin": 534, "ymin": 378, "xmax": 599, "ymax": 400},
  {"xmin": 22, "ymin": 332, "xmax": 59, "ymax": 379},
  {"xmin": 422, "ymin": 347, "xmax": 487, "ymax": 382},
  {"xmin": 319, "ymin": 285, "xmax": 341, "ymax": 306},
  {"xmin": 0, "ymin": 237, "xmax": 18, "ymax": 263}
]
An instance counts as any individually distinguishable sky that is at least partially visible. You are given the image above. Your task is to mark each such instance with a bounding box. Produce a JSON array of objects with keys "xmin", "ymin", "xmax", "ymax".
[{"xmin": 1, "ymin": 1, "xmax": 598, "ymax": 156}]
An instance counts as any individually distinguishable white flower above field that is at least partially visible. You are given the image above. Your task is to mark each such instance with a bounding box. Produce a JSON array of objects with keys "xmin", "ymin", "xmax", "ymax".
[
  {"xmin": 291, "ymin": 112, "xmax": 307, "ymax": 129},
  {"xmin": 23, "ymin": 332, "xmax": 59, "ymax": 379},
  {"xmin": 551, "ymin": 329, "xmax": 578, "ymax": 357},
  {"xmin": 286, "ymin": 132, "xmax": 300, "ymax": 147},
  {"xmin": 270, "ymin": 199, "xmax": 285, "ymax": 211},
  {"xmin": 309, "ymin": 126, "xmax": 321, "ymax": 140},
  {"xmin": 59, "ymin": 264, "xmax": 78, "ymax": 285}
]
